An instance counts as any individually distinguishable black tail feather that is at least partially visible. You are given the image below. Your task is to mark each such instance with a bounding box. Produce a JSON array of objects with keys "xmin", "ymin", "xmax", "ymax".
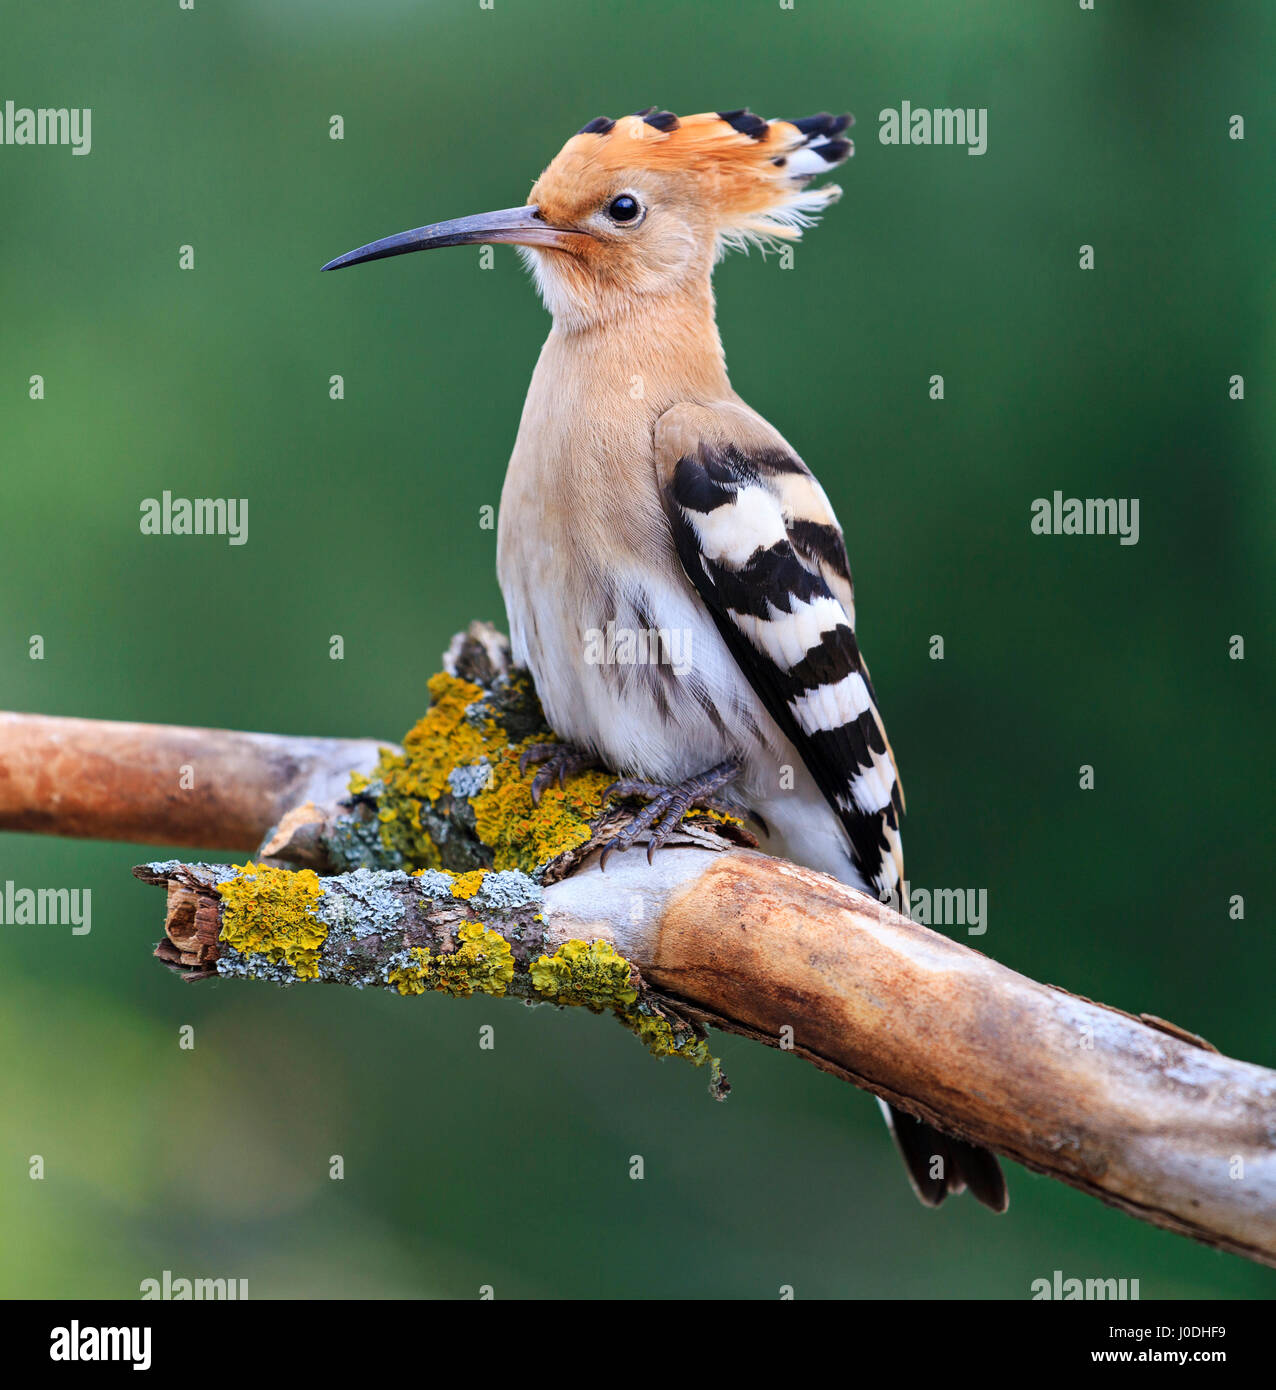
[{"xmin": 881, "ymin": 1102, "xmax": 1009, "ymax": 1213}]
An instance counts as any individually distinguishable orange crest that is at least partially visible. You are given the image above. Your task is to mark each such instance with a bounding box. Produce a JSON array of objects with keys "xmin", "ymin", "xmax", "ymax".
[{"xmin": 533, "ymin": 107, "xmax": 853, "ymax": 249}]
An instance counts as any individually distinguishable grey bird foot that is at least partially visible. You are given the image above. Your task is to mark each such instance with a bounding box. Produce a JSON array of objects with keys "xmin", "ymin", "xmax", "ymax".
[
  {"xmin": 518, "ymin": 741, "xmax": 600, "ymax": 806},
  {"xmin": 600, "ymin": 759, "xmax": 743, "ymax": 869}
]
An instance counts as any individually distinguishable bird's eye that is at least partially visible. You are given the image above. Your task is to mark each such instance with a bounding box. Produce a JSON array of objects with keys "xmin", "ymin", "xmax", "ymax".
[{"xmin": 607, "ymin": 194, "xmax": 642, "ymax": 224}]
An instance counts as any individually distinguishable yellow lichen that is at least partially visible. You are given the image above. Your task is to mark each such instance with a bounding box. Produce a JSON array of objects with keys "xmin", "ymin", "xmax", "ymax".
[
  {"xmin": 432, "ymin": 922, "xmax": 515, "ymax": 998},
  {"xmin": 472, "ymin": 744, "xmax": 612, "ymax": 873},
  {"xmin": 448, "ymin": 870, "xmax": 486, "ymax": 900},
  {"xmin": 358, "ymin": 672, "xmax": 510, "ymax": 866},
  {"xmin": 688, "ymin": 806, "xmax": 747, "ymax": 832},
  {"xmin": 406, "ymin": 672, "xmax": 508, "ymax": 804},
  {"xmin": 387, "ymin": 946, "xmax": 433, "ymax": 995},
  {"xmin": 529, "ymin": 938, "xmax": 639, "ymax": 1012},
  {"xmin": 216, "ymin": 862, "xmax": 327, "ymax": 980},
  {"xmin": 344, "ymin": 663, "xmax": 628, "ymax": 874},
  {"xmin": 529, "ymin": 938, "xmax": 722, "ymax": 1083},
  {"xmin": 619, "ymin": 1009, "xmax": 714, "ymax": 1067}
]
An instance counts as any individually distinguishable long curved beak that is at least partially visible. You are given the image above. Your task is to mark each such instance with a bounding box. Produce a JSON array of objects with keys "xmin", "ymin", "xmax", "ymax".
[{"xmin": 321, "ymin": 204, "xmax": 586, "ymax": 271}]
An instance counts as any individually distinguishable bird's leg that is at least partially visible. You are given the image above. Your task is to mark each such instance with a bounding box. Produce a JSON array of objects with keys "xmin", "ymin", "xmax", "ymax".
[
  {"xmin": 518, "ymin": 740, "xmax": 601, "ymax": 807},
  {"xmin": 600, "ymin": 759, "xmax": 743, "ymax": 869}
]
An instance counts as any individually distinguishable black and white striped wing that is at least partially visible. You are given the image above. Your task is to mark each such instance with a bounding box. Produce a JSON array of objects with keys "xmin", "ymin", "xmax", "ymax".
[
  {"xmin": 659, "ymin": 419, "xmax": 904, "ymax": 896},
  {"xmin": 656, "ymin": 404, "xmax": 1007, "ymax": 1214}
]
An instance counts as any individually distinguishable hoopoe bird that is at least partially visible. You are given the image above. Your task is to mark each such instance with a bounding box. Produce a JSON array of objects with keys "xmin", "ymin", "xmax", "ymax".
[{"xmin": 324, "ymin": 107, "xmax": 1007, "ymax": 1212}]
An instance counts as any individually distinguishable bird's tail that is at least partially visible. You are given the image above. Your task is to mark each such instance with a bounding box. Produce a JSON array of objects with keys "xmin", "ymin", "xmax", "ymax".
[{"xmin": 878, "ymin": 1100, "xmax": 1009, "ymax": 1213}]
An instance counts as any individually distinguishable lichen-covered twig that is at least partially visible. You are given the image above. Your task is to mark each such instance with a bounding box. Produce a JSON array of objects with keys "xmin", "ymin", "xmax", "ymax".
[{"xmin": 135, "ymin": 855, "xmax": 728, "ymax": 1095}]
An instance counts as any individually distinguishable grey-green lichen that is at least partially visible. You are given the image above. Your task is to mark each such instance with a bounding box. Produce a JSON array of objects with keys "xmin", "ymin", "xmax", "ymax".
[
  {"xmin": 408, "ymin": 866, "xmax": 539, "ymax": 925},
  {"xmin": 325, "ymin": 795, "xmax": 400, "ymax": 871},
  {"xmin": 144, "ymin": 859, "xmax": 239, "ymax": 884},
  {"xmin": 471, "ymin": 869, "xmax": 542, "ymax": 912},
  {"xmin": 308, "ymin": 867, "xmax": 416, "ymax": 987},
  {"xmin": 409, "ymin": 867, "xmax": 460, "ymax": 900}
]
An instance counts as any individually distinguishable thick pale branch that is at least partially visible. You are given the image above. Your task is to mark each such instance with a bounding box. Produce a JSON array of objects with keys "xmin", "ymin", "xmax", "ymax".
[
  {"xmin": 547, "ymin": 849, "xmax": 1276, "ymax": 1266},
  {"xmin": 136, "ymin": 848, "xmax": 1276, "ymax": 1269}
]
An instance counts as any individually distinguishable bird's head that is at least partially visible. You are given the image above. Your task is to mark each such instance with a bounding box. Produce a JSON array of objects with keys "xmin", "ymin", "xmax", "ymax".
[{"xmin": 323, "ymin": 108, "xmax": 852, "ymax": 328}]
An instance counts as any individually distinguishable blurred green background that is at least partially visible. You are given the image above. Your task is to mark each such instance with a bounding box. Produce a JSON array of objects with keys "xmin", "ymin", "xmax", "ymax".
[{"xmin": 1, "ymin": 0, "xmax": 1272, "ymax": 1299}]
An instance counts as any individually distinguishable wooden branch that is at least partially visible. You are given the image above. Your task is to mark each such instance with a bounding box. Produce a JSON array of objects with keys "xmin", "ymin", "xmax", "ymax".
[
  {"xmin": 0, "ymin": 712, "xmax": 391, "ymax": 850},
  {"xmin": 552, "ymin": 852, "xmax": 1276, "ymax": 1267},
  {"xmin": 5, "ymin": 625, "xmax": 1274, "ymax": 1268},
  {"xmin": 135, "ymin": 849, "xmax": 1276, "ymax": 1269}
]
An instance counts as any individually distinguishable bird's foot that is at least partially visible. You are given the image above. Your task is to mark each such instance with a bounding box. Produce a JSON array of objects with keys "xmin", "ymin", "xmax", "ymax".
[
  {"xmin": 600, "ymin": 759, "xmax": 743, "ymax": 869},
  {"xmin": 518, "ymin": 740, "xmax": 601, "ymax": 807}
]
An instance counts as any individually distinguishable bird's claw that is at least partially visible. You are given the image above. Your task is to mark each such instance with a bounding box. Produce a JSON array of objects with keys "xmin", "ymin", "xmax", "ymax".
[
  {"xmin": 600, "ymin": 759, "xmax": 742, "ymax": 869},
  {"xmin": 519, "ymin": 741, "xmax": 599, "ymax": 807}
]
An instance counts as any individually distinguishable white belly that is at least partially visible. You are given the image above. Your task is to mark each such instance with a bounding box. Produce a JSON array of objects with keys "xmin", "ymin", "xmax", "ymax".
[
  {"xmin": 499, "ymin": 546, "xmax": 870, "ymax": 892},
  {"xmin": 503, "ymin": 550, "xmax": 753, "ymax": 782}
]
